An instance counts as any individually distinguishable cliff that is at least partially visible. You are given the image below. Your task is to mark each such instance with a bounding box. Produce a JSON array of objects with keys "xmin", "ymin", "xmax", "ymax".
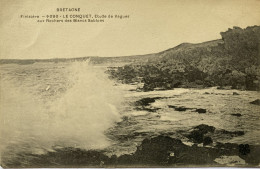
[{"xmin": 108, "ymin": 26, "xmax": 260, "ymax": 91}]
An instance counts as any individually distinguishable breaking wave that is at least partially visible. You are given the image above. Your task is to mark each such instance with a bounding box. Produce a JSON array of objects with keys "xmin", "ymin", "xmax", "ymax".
[{"xmin": 0, "ymin": 61, "xmax": 123, "ymax": 157}]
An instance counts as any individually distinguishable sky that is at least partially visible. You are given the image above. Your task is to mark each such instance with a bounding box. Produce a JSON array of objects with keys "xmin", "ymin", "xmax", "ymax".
[{"xmin": 0, "ymin": 0, "xmax": 259, "ymax": 59}]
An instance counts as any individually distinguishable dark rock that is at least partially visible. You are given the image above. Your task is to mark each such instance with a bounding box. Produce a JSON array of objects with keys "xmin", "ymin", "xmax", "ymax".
[
  {"xmin": 187, "ymin": 124, "xmax": 215, "ymax": 143},
  {"xmin": 231, "ymin": 113, "xmax": 242, "ymax": 117},
  {"xmin": 134, "ymin": 97, "xmax": 164, "ymax": 112},
  {"xmin": 109, "ymin": 155, "xmax": 117, "ymax": 165},
  {"xmin": 168, "ymin": 105, "xmax": 192, "ymax": 111},
  {"xmin": 194, "ymin": 124, "xmax": 216, "ymax": 134},
  {"xmin": 187, "ymin": 125, "xmax": 245, "ymax": 145},
  {"xmin": 129, "ymin": 135, "xmax": 186, "ymax": 165},
  {"xmin": 168, "ymin": 105, "xmax": 176, "ymax": 109},
  {"xmin": 135, "ymin": 97, "xmax": 162, "ymax": 106},
  {"xmin": 133, "ymin": 135, "xmax": 227, "ymax": 165},
  {"xmin": 233, "ymin": 92, "xmax": 239, "ymax": 95},
  {"xmin": 250, "ymin": 99, "xmax": 260, "ymax": 105},
  {"xmin": 135, "ymin": 107, "xmax": 161, "ymax": 112},
  {"xmin": 215, "ymin": 142, "xmax": 239, "ymax": 150},
  {"xmin": 4, "ymin": 134, "xmax": 260, "ymax": 167},
  {"xmin": 187, "ymin": 130, "xmax": 204, "ymax": 143},
  {"xmin": 196, "ymin": 108, "xmax": 207, "ymax": 113},
  {"xmin": 118, "ymin": 135, "xmax": 215, "ymax": 165},
  {"xmin": 116, "ymin": 154, "xmax": 135, "ymax": 165},
  {"xmin": 204, "ymin": 92, "xmax": 210, "ymax": 94},
  {"xmin": 238, "ymin": 144, "xmax": 260, "ymax": 165},
  {"xmin": 203, "ymin": 136, "xmax": 213, "ymax": 146},
  {"xmin": 175, "ymin": 106, "xmax": 189, "ymax": 111},
  {"xmin": 169, "ymin": 106, "xmax": 207, "ymax": 113},
  {"xmin": 239, "ymin": 144, "xmax": 250, "ymax": 155}
]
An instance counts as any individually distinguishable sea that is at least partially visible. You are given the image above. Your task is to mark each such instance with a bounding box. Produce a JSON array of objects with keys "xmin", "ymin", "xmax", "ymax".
[{"xmin": 0, "ymin": 61, "xmax": 259, "ymax": 166}]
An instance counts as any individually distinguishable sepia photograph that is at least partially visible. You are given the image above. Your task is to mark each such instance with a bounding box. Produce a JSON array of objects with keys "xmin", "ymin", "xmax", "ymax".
[{"xmin": 0, "ymin": 0, "xmax": 259, "ymax": 168}]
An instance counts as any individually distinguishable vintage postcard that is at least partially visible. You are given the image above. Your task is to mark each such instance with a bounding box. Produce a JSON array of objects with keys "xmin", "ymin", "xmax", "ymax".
[{"xmin": 0, "ymin": 0, "xmax": 259, "ymax": 168}]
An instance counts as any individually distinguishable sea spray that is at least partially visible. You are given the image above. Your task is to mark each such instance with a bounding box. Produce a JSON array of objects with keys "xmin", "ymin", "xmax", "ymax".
[
  {"xmin": 0, "ymin": 61, "xmax": 123, "ymax": 161},
  {"xmin": 48, "ymin": 61, "xmax": 123, "ymax": 149}
]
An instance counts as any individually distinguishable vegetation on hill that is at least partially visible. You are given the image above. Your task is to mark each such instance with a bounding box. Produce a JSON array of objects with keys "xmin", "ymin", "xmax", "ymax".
[{"xmin": 107, "ymin": 26, "xmax": 260, "ymax": 91}]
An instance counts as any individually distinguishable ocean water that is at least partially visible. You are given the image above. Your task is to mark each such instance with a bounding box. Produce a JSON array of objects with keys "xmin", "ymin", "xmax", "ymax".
[
  {"xmin": 105, "ymin": 85, "xmax": 260, "ymax": 156},
  {"xmin": 0, "ymin": 61, "xmax": 260, "ymax": 166},
  {"xmin": 0, "ymin": 61, "xmax": 124, "ymax": 164}
]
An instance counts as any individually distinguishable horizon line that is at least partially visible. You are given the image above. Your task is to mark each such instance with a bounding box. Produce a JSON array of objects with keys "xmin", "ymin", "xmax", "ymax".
[{"xmin": 0, "ymin": 38, "xmax": 224, "ymax": 61}]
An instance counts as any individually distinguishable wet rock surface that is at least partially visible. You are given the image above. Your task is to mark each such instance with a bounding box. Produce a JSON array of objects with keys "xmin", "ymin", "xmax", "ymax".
[
  {"xmin": 194, "ymin": 124, "xmax": 216, "ymax": 133},
  {"xmin": 231, "ymin": 113, "xmax": 242, "ymax": 117},
  {"xmin": 135, "ymin": 97, "xmax": 167, "ymax": 106},
  {"xmin": 168, "ymin": 105, "xmax": 207, "ymax": 114},
  {"xmin": 250, "ymin": 99, "xmax": 260, "ymax": 105},
  {"xmin": 134, "ymin": 97, "xmax": 167, "ymax": 112},
  {"xmin": 196, "ymin": 108, "xmax": 207, "ymax": 113},
  {"xmin": 5, "ymin": 135, "xmax": 260, "ymax": 168},
  {"xmin": 186, "ymin": 124, "xmax": 215, "ymax": 144},
  {"xmin": 168, "ymin": 105, "xmax": 192, "ymax": 111},
  {"xmin": 203, "ymin": 136, "xmax": 213, "ymax": 146},
  {"xmin": 135, "ymin": 107, "xmax": 161, "ymax": 112},
  {"xmin": 183, "ymin": 124, "xmax": 246, "ymax": 146}
]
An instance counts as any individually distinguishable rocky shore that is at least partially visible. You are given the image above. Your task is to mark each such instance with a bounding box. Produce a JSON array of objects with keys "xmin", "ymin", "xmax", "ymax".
[
  {"xmin": 4, "ymin": 133, "xmax": 259, "ymax": 168},
  {"xmin": 2, "ymin": 87, "xmax": 259, "ymax": 168}
]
